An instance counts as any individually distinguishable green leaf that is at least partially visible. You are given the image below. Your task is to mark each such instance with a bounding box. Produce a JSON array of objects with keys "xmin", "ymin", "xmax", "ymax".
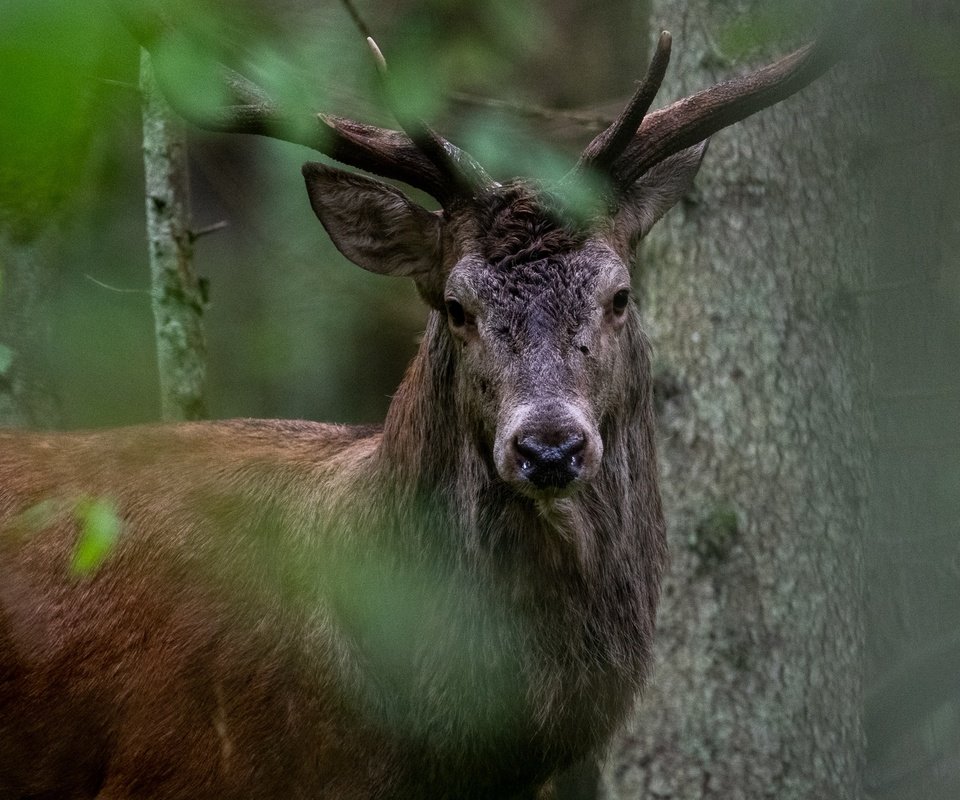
[
  {"xmin": 150, "ymin": 33, "xmax": 231, "ymax": 123},
  {"xmin": 71, "ymin": 497, "xmax": 121, "ymax": 577},
  {"xmin": 717, "ymin": 1, "xmax": 817, "ymax": 60}
]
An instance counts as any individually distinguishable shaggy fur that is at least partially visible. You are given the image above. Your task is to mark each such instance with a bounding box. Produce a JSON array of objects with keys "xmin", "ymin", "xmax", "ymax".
[{"xmin": 0, "ymin": 152, "xmax": 706, "ymax": 798}]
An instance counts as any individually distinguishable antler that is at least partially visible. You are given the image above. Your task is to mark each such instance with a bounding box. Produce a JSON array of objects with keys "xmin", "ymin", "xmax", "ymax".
[
  {"xmin": 362, "ymin": 38, "xmax": 493, "ymax": 200},
  {"xmin": 578, "ymin": 28, "xmax": 843, "ymax": 191},
  {"xmin": 123, "ymin": 8, "xmax": 492, "ymax": 205},
  {"xmin": 124, "ymin": 1, "xmax": 842, "ymax": 207},
  {"xmin": 577, "ymin": 31, "xmax": 674, "ymax": 176}
]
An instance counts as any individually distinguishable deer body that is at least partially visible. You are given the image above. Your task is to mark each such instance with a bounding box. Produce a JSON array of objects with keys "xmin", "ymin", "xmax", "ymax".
[
  {"xmin": 0, "ymin": 296, "xmax": 662, "ymax": 798},
  {"xmin": 0, "ymin": 21, "xmax": 838, "ymax": 799}
]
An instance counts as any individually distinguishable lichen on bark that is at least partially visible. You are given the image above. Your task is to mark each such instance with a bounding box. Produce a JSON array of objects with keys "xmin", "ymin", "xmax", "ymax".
[
  {"xmin": 140, "ymin": 49, "xmax": 208, "ymax": 422},
  {"xmin": 601, "ymin": 2, "xmax": 871, "ymax": 797}
]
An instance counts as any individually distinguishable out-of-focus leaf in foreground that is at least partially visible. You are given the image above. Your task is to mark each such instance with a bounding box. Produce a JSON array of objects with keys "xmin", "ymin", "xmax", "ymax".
[
  {"xmin": 71, "ymin": 496, "xmax": 122, "ymax": 577},
  {"xmin": 460, "ymin": 113, "xmax": 606, "ymax": 222},
  {"xmin": 0, "ymin": 0, "xmax": 130, "ymax": 234},
  {"xmin": 718, "ymin": 0, "xmax": 820, "ymax": 61},
  {"xmin": 380, "ymin": 0, "xmax": 545, "ymax": 123}
]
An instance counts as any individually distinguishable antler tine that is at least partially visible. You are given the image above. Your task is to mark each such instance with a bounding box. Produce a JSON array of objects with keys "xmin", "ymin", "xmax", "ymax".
[
  {"xmin": 610, "ymin": 33, "xmax": 842, "ymax": 189},
  {"xmin": 577, "ymin": 31, "xmax": 673, "ymax": 175},
  {"xmin": 364, "ymin": 37, "xmax": 494, "ymax": 202}
]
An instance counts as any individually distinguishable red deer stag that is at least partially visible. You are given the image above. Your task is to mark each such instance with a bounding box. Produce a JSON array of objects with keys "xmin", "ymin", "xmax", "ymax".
[{"xmin": 0, "ymin": 23, "xmax": 839, "ymax": 800}]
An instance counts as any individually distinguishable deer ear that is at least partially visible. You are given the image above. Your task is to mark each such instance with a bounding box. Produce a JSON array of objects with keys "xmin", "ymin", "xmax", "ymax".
[
  {"xmin": 302, "ymin": 162, "xmax": 443, "ymax": 280},
  {"xmin": 612, "ymin": 141, "xmax": 708, "ymax": 249}
]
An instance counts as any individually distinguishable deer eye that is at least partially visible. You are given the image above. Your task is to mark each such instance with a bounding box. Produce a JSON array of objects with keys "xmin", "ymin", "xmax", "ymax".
[
  {"xmin": 611, "ymin": 288, "xmax": 630, "ymax": 315},
  {"xmin": 445, "ymin": 298, "xmax": 474, "ymax": 329}
]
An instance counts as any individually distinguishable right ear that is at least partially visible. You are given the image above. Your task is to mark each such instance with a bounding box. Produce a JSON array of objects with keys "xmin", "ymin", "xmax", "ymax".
[
  {"xmin": 302, "ymin": 162, "xmax": 444, "ymax": 283},
  {"xmin": 610, "ymin": 142, "xmax": 708, "ymax": 255}
]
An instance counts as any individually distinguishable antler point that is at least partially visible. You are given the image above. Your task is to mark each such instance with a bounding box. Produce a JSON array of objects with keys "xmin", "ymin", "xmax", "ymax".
[
  {"xmin": 658, "ymin": 31, "xmax": 673, "ymax": 55},
  {"xmin": 366, "ymin": 37, "xmax": 388, "ymax": 75}
]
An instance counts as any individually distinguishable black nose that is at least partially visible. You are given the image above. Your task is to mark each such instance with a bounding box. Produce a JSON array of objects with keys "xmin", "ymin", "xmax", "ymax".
[{"xmin": 514, "ymin": 431, "xmax": 586, "ymax": 489}]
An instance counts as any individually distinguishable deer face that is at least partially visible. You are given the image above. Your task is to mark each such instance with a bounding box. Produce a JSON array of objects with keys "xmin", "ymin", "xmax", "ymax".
[
  {"xmin": 439, "ymin": 193, "xmax": 635, "ymax": 496},
  {"xmin": 303, "ymin": 148, "xmax": 704, "ymax": 496}
]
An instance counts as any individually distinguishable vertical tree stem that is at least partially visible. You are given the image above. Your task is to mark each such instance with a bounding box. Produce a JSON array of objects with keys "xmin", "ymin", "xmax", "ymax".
[
  {"xmin": 140, "ymin": 48, "xmax": 208, "ymax": 422},
  {"xmin": 0, "ymin": 231, "xmax": 59, "ymax": 428}
]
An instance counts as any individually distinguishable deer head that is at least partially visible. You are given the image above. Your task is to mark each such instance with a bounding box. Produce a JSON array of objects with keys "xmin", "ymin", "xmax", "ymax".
[
  {"xmin": 296, "ymin": 32, "xmax": 835, "ymax": 498},
  {"xmin": 133, "ymin": 23, "xmax": 839, "ymax": 498}
]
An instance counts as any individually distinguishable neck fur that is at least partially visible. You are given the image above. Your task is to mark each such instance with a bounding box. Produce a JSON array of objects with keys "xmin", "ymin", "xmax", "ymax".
[
  {"xmin": 375, "ymin": 309, "xmax": 664, "ymax": 631},
  {"xmin": 354, "ymin": 311, "xmax": 666, "ymax": 768}
]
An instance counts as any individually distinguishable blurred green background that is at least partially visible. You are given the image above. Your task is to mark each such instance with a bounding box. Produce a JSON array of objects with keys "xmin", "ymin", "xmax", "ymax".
[
  {"xmin": 1, "ymin": 0, "xmax": 655, "ymax": 429},
  {"xmin": 1, "ymin": 1, "xmax": 959, "ymax": 797}
]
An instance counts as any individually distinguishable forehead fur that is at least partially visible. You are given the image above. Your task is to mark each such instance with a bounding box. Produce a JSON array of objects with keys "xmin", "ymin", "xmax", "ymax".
[{"xmin": 472, "ymin": 182, "xmax": 586, "ymax": 270}]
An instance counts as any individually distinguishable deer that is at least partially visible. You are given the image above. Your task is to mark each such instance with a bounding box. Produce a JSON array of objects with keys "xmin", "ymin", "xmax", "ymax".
[{"xmin": 0, "ymin": 18, "xmax": 840, "ymax": 800}]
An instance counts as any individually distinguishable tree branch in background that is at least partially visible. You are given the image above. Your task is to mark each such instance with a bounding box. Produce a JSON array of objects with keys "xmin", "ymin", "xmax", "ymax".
[
  {"xmin": 338, "ymin": 0, "xmax": 374, "ymax": 41},
  {"xmin": 333, "ymin": 0, "xmax": 611, "ymax": 133},
  {"xmin": 140, "ymin": 48, "xmax": 207, "ymax": 422},
  {"xmin": 448, "ymin": 91, "xmax": 611, "ymax": 130}
]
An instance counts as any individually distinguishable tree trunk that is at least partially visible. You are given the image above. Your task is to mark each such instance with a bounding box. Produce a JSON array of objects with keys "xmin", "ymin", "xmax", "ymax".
[
  {"xmin": 602, "ymin": 2, "xmax": 870, "ymax": 798},
  {"xmin": 0, "ymin": 229, "xmax": 59, "ymax": 429},
  {"xmin": 141, "ymin": 49, "xmax": 208, "ymax": 422}
]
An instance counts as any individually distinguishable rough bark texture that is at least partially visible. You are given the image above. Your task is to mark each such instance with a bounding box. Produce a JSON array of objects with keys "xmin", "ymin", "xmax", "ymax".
[
  {"xmin": 601, "ymin": 3, "xmax": 870, "ymax": 798},
  {"xmin": 141, "ymin": 49, "xmax": 208, "ymax": 422},
  {"xmin": 0, "ymin": 229, "xmax": 59, "ymax": 429}
]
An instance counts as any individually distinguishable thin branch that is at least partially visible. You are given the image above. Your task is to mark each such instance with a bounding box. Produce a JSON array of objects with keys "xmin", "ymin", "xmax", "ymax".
[
  {"xmin": 97, "ymin": 78, "xmax": 141, "ymax": 94},
  {"xmin": 189, "ymin": 220, "xmax": 230, "ymax": 242},
  {"xmin": 83, "ymin": 274, "xmax": 150, "ymax": 295},
  {"xmin": 448, "ymin": 92, "xmax": 612, "ymax": 129},
  {"xmin": 338, "ymin": 0, "xmax": 374, "ymax": 41}
]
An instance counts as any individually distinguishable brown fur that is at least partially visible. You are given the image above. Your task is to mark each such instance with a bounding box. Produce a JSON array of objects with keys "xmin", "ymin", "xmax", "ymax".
[
  {"xmin": 473, "ymin": 182, "xmax": 584, "ymax": 269},
  {"xmin": 0, "ymin": 153, "xmax": 707, "ymax": 797}
]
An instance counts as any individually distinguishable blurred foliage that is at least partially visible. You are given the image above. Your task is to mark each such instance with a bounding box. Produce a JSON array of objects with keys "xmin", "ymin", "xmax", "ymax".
[
  {"xmin": 374, "ymin": 0, "xmax": 544, "ymax": 119},
  {"xmin": 7, "ymin": 493, "xmax": 121, "ymax": 575},
  {"xmin": 716, "ymin": 0, "xmax": 820, "ymax": 59},
  {"xmin": 0, "ymin": 0, "xmax": 132, "ymax": 237},
  {"xmin": 1, "ymin": 0, "xmax": 959, "ymax": 797},
  {"xmin": 323, "ymin": 529, "xmax": 526, "ymax": 741},
  {"xmin": 458, "ymin": 113, "xmax": 607, "ymax": 216},
  {"xmin": 8, "ymin": 497, "xmax": 61, "ymax": 537},
  {"xmin": 183, "ymin": 490, "xmax": 526, "ymax": 743},
  {"xmin": 71, "ymin": 496, "xmax": 122, "ymax": 576}
]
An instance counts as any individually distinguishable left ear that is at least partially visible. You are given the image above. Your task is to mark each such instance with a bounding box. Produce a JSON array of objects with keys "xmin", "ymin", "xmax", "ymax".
[
  {"xmin": 611, "ymin": 141, "xmax": 708, "ymax": 251},
  {"xmin": 302, "ymin": 161, "xmax": 444, "ymax": 280}
]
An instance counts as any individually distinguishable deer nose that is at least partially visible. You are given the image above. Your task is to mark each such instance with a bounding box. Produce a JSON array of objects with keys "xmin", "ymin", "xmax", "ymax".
[{"xmin": 514, "ymin": 431, "xmax": 586, "ymax": 490}]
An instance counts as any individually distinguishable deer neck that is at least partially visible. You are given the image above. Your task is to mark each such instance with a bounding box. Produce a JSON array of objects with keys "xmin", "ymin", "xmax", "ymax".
[{"xmin": 374, "ymin": 311, "xmax": 662, "ymax": 579}]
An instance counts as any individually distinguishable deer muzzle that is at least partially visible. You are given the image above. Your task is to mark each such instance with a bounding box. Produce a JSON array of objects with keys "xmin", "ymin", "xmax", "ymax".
[{"xmin": 495, "ymin": 400, "xmax": 603, "ymax": 495}]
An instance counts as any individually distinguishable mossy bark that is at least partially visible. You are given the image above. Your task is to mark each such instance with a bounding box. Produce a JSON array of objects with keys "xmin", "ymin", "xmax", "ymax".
[{"xmin": 602, "ymin": 2, "xmax": 871, "ymax": 798}]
